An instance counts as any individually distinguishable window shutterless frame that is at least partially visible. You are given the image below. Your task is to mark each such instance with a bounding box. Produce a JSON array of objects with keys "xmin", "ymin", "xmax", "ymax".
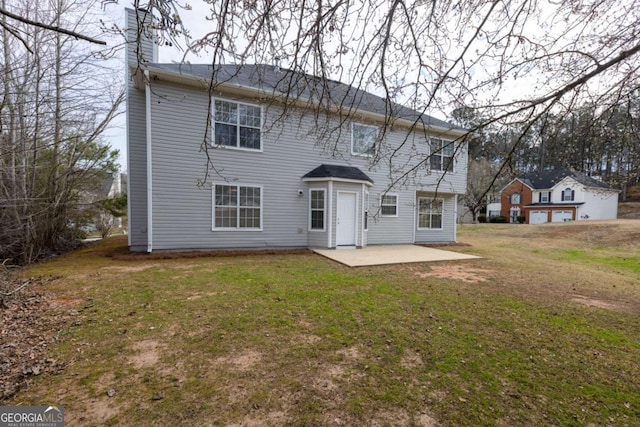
[
  {"xmin": 212, "ymin": 98, "xmax": 263, "ymax": 151},
  {"xmin": 417, "ymin": 197, "xmax": 444, "ymax": 230},
  {"xmin": 309, "ymin": 189, "xmax": 326, "ymax": 231},
  {"xmin": 429, "ymin": 137, "xmax": 455, "ymax": 172},
  {"xmin": 380, "ymin": 193, "xmax": 398, "ymax": 217},
  {"xmin": 351, "ymin": 123, "xmax": 377, "ymax": 157},
  {"xmin": 212, "ymin": 183, "xmax": 263, "ymax": 231}
]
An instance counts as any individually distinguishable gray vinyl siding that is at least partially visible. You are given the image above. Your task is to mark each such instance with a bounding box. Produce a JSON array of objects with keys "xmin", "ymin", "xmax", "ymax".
[
  {"xmin": 134, "ymin": 76, "xmax": 467, "ymax": 250},
  {"xmin": 125, "ymin": 9, "xmax": 151, "ymax": 250},
  {"xmin": 125, "ymin": 9, "xmax": 157, "ymax": 66}
]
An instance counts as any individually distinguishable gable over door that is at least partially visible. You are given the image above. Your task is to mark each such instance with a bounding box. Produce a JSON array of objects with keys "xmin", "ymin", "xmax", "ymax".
[{"xmin": 336, "ymin": 192, "xmax": 357, "ymax": 246}]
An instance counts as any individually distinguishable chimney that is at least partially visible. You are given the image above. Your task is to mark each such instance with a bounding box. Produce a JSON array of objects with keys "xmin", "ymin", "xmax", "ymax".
[{"xmin": 125, "ymin": 8, "xmax": 158, "ymax": 67}]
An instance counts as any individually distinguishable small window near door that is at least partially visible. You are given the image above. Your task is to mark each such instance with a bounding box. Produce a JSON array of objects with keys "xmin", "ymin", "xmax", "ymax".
[
  {"xmin": 381, "ymin": 194, "xmax": 398, "ymax": 217},
  {"xmin": 309, "ymin": 189, "xmax": 325, "ymax": 231}
]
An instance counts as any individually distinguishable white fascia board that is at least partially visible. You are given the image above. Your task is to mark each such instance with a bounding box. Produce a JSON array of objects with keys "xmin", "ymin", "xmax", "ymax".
[{"xmin": 302, "ymin": 177, "xmax": 374, "ymax": 187}]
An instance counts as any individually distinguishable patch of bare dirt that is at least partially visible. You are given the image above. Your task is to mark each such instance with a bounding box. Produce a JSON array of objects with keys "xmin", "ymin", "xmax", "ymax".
[
  {"xmin": 226, "ymin": 410, "xmax": 290, "ymax": 427},
  {"xmin": 366, "ymin": 408, "xmax": 439, "ymax": 427},
  {"xmin": 415, "ymin": 264, "xmax": 493, "ymax": 283},
  {"xmin": 100, "ymin": 264, "xmax": 160, "ymax": 273},
  {"xmin": 570, "ymin": 294, "xmax": 624, "ymax": 311},
  {"xmin": 128, "ymin": 340, "xmax": 162, "ymax": 369},
  {"xmin": 336, "ymin": 345, "xmax": 364, "ymax": 361},
  {"xmin": 214, "ymin": 349, "xmax": 263, "ymax": 372},
  {"xmin": 400, "ymin": 349, "xmax": 423, "ymax": 368},
  {"xmin": 1, "ymin": 275, "xmax": 70, "ymax": 399}
]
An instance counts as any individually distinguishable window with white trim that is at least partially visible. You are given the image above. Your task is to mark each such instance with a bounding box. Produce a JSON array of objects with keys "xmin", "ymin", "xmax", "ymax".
[
  {"xmin": 352, "ymin": 123, "xmax": 377, "ymax": 156},
  {"xmin": 213, "ymin": 184, "xmax": 262, "ymax": 230},
  {"xmin": 418, "ymin": 197, "xmax": 443, "ymax": 229},
  {"xmin": 562, "ymin": 187, "xmax": 574, "ymax": 201},
  {"xmin": 540, "ymin": 191, "xmax": 550, "ymax": 203},
  {"xmin": 429, "ymin": 138, "xmax": 454, "ymax": 172},
  {"xmin": 381, "ymin": 194, "xmax": 398, "ymax": 217},
  {"xmin": 309, "ymin": 189, "xmax": 325, "ymax": 231},
  {"xmin": 510, "ymin": 193, "xmax": 521, "ymax": 204},
  {"xmin": 213, "ymin": 99, "xmax": 262, "ymax": 150}
]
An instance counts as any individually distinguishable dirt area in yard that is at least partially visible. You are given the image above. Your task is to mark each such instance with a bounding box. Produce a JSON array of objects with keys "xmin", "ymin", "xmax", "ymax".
[{"xmin": 0, "ymin": 275, "xmax": 70, "ymax": 399}]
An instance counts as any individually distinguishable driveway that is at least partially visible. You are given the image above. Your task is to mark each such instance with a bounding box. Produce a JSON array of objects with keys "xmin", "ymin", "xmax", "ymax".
[{"xmin": 313, "ymin": 245, "xmax": 481, "ymax": 267}]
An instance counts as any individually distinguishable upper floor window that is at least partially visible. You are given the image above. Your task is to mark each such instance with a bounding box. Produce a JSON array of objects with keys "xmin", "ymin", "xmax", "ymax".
[
  {"xmin": 381, "ymin": 194, "xmax": 398, "ymax": 217},
  {"xmin": 352, "ymin": 123, "xmax": 377, "ymax": 156},
  {"xmin": 540, "ymin": 191, "xmax": 550, "ymax": 203},
  {"xmin": 213, "ymin": 99, "xmax": 262, "ymax": 150},
  {"xmin": 510, "ymin": 193, "xmax": 521, "ymax": 204},
  {"xmin": 562, "ymin": 188, "xmax": 575, "ymax": 201},
  {"xmin": 430, "ymin": 138, "xmax": 454, "ymax": 172}
]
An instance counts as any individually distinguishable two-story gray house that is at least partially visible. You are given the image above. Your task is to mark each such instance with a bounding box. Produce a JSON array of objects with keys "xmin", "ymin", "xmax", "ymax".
[{"xmin": 125, "ymin": 8, "xmax": 468, "ymax": 253}]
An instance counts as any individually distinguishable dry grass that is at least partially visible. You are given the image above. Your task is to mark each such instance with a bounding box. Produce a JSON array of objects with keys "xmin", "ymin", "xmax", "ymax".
[{"xmin": 5, "ymin": 220, "xmax": 640, "ymax": 426}]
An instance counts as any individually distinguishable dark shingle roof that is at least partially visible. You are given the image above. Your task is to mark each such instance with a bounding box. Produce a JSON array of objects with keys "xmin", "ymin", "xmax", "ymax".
[
  {"xmin": 149, "ymin": 63, "xmax": 463, "ymax": 132},
  {"xmin": 303, "ymin": 164, "xmax": 373, "ymax": 184},
  {"xmin": 521, "ymin": 169, "xmax": 612, "ymax": 190}
]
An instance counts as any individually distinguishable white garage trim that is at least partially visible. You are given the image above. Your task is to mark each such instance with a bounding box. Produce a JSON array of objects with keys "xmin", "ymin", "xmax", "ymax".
[
  {"xmin": 530, "ymin": 210, "xmax": 548, "ymax": 225},
  {"xmin": 552, "ymin": 210, "xmax": 573, "ymax": 222}
]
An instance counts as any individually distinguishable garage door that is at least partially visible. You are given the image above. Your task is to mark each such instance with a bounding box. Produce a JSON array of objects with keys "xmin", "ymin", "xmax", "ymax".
[
  {"xmin": 530, "ymin": 211, "xmax": 548, "ymax": 224},
  {"xmin": 552, "ymin": 210, "xmax": 573, "ymax": 222}
]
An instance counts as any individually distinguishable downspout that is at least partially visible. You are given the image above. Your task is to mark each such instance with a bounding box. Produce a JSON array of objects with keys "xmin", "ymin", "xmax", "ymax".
[
  {"xmin": 360, "ymin": 184, "xmax": 365, "ymax": 247},
  {"xmin": 126, "ymin": 74, "xmax": 132, "ymax": 247},
  {"xmin": 453, "ymin": 194, "xmax": 458, "ymax": 242},
  {"xmin": 327, "ymin": 181, "xmax": 333, "ymax": 248},
  {"xmin": 145, "ymin": 69, "xmax": 153, "ymax": 252},
  {"xmin": 412, "ymin": 192, "xmax": 417, "ymax": 244}
]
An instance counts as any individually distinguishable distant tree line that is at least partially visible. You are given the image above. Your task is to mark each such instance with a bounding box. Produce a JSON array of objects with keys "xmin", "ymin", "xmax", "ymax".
[{"xmin": 453, "ymin": 94, "xmax": 640, "ymax": 221}]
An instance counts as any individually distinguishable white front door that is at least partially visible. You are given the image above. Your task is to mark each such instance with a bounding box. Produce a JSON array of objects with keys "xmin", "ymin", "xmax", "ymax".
[{"xmin": 336, "ymin": 192, "xmax": 357, "ymax": 246}]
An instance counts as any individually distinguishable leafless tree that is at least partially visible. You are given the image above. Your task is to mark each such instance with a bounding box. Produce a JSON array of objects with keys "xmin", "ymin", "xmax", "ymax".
[
  {"xmin": 0, "ymin": 0, "xmax": 123, "ymax": 264},
  {"xmin": 124, "ymin": 0, "xmax": 640, "ymax": 194}
]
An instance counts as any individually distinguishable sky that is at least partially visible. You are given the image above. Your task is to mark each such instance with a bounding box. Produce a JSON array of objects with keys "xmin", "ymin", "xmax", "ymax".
[
  {"xmin": 102, "ymin": 0, "xmax": 634, "ymax": 172},
  {"xmin": 103, "ymin": 2, "xmax": 222, "ymax": 172}
]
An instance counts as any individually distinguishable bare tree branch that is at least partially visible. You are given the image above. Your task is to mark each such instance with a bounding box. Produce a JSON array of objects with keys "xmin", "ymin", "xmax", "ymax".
[{"xmin": 0, "ymin": 5, "xmax": 107, "ymax": 45}]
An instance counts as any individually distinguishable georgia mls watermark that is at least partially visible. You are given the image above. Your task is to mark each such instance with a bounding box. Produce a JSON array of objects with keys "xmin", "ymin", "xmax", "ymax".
[{"xmin": 0, "ymin": 406, "xmax": 64, "ymax": 427}]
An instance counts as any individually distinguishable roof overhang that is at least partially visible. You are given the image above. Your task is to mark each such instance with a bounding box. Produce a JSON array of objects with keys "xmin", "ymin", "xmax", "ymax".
[
  {"xmin": 522, "ymin": 202, "xmax": 585, "ymax": 208},
  {"xmin": 137, "ymin": 64, "xmax": 468, "ymax": 139},
  {"xmin": 302, "ymin": 177, "xmax": 374, "ymax": 187}
]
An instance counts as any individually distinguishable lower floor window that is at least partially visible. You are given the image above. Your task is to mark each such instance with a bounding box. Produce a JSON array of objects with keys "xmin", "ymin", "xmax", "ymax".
[
  {"xmin": 213, "ymin": 184, "xmax": 262, "ymax": 229},
  {"xmin": 310, "ymin": 189, "xmax": 325, "ymax": 230},
  {"xmin": 418, "ymin": 197, "xmax": 443, "ymax": 229}
]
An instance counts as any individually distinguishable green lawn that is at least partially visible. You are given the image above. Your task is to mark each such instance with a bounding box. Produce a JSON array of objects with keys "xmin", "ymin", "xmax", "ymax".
[{"xmin": 7, "ymin": 221, "xmax": 640, "ymax": 426}]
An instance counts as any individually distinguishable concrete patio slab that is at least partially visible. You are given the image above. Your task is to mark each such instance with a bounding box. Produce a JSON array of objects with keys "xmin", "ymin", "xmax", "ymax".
[{"xmin": 313, "ymin": 245, "xmax": 481, "ymax": 267}]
